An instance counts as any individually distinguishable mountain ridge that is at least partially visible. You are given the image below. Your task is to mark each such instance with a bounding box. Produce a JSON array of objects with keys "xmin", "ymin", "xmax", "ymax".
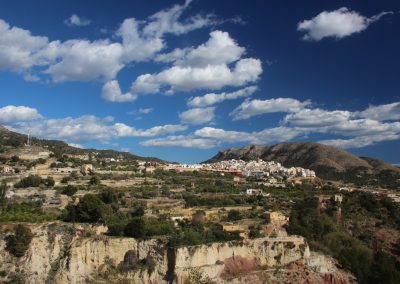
[
  {"xmin": 0, "ymin": 125, "xmax": 165, "ymax": 163},
  {"xmin": 204, "ymin": 142, "xmax": 400, "ymax": 185}
]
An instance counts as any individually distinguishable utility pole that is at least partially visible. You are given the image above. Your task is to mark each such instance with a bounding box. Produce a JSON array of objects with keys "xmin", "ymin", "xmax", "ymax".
[{"xmin": 26, "ymin": 130, "xmax": 31, "ymax": 147}]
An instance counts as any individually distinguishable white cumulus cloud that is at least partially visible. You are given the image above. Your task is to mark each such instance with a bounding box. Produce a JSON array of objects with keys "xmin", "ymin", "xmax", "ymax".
[
  {"xmin": 195, "ymin": 126, "xmax": 303, "ymax": 145},
  {"xmin": 159, "ymin": 101, "xmax": 400, "ymax": 150},
  {"xmin": 64, "ymin": 14, "xmax": 91, "ymax": 27},
  {"xmin": 282, "ymin": 108, "xmax": 352, "ymax": 128},
  {"xmin": 187, "ymin": 85, "xmax": 258, "ymax": 107},
  {"xmin": 133, "ymin": 58, "xmax": 262, "ymax": 94},
  {"xmin": 0, "ymin": 0, "xmax": 216, "ymax": 87},
  {"xmin": 132, "ymin": 30, "xmax": 262, "ymax": 95},
  {"xmin": 231, "ymin": 98, "xmax": 310, "ymax": 120},
  {"xmin": 0, "ymin": 105, "xmax": 43, "ymax": 123},
  {"xmin": 320, "ymin": 133, "xmax": 400, "ymax": 149},
  {"xmin": 1, "ymin": 105, "xmax": 186, "ymax": 143},
  {"xmin": 0, "ymin": 19, "xmax": 48, "ymax": 70},
  {"xmin": 102, "ymin": 80, "xmax": 137, "ymax": 102},
  {"xmin": 297, "ymin": 7, "xmax": 393, "ymax": 41},
  {"xmin": 140, "ymin": 135, "xmax": 218, "ymax": 149},
  {"xmin": 179, "ymin": 107, "xmax": 215, "ymax": 125},
  {"xmin": 143, "ymin": 0, "xmax": 215, "ymax": 37},
  {"xmin": 359, "ymin": 102, "xmax": 400, "ymax": 121},
  {"xmin": 43, "ymin": 40, "xmax": 124, "ymax": 82}
]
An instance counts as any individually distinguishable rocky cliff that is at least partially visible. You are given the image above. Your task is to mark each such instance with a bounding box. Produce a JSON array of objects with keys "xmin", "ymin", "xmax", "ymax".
[{"xmin": 0, "ymin": 223, "xmax": 355, "ymax": 284}]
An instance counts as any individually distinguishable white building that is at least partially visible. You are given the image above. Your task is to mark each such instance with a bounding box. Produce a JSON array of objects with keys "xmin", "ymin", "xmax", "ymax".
[{"xmin": 246, "ymin": 188, "xmax": 263, "ymax": 195}]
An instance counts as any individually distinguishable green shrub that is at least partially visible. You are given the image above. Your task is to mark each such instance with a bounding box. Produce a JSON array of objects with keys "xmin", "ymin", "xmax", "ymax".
[
  {"xmin": 227, "ymin": 210, "xmax": 241, "ymax": 221},
  {"xmin": 132, "ymin": 206, "xmax": 145, "ymax": 217},
  {"xmin": 100, "ymin": 188, "xmax": 118, "ymax": 204},
  {"xmin": 61, "ymin": 194, "xmax": 112, "ymax": 223},
  {"xmin": 14, "ymin": 175, "xmax": 43, "ymax": 188},
  {"xmin": 124, "ymin": 217, "xmax": 174, "ymax": 238},
  {"xmin": 0, "ymin": 201, "xmax": 57, "ymax": 222},
  {"xmin": 89, "ymin": 176, "xmax": 101, "ymax": 186},
  {"xmin": 5, "ymin": 224, "xmax": 33, "ymax": 257},
  {"xmin": 61, "ymin": 185, "xmax": 78, "ymax": 196},
  {"xmin": 124, "ymin": 217, "xmax": 146, "ymax": 238},
  {"xmin": 60, "ymin": 176, "xmax": 70, "ymax": 184},
  {"xmin": 44, "ymin": 176, "xmax": 55, "ymax": 187}
]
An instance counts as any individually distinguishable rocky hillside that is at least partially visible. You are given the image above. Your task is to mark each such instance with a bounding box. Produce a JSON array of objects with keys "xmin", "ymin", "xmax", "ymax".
[
  {"xmin": 204, "ymin": 142, "xmax": 400, "ymax": 185},
  {"xmin": 0, "ymin": 223, "xmax": 355, "ymax": 284},
  {"xmin": 0, "ymin": 125, "xmax": 164, "ymax": 163}
]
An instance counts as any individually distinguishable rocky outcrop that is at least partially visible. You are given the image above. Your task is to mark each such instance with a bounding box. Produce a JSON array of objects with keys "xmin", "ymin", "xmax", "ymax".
[
  {"xmin": 173, "ymin": 236, "xmax": 309, "ymax": 282},
  {"xmin": 0, "ymin": 223, "xmax": 354, "ymax": 284},
  {"xmin": 55, "ymin": 237, "xmax": 167, "ymax": 283}
]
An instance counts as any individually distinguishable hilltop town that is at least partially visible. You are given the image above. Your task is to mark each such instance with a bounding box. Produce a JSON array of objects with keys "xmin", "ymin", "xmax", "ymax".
[{"xmin": 166, "ymin": 159, "xmax": 316, "ymax": 177}]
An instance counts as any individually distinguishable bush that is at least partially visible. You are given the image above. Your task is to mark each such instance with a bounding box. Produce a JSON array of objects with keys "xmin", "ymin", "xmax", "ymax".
[
  {"xmin": 61, "ymin": 194, "xmax": 112, "ymax": 223},
  {"xmin": 60, "ymin": 176, "xmax": 70, "ymax": 184},
  {"xmin": 61, "ymin": 185, "xmax": 78, "ymax": 196},
  {"xmin": 124, "ymin": 217, "xmax": 146, "ymax": 238},
  {"xmin": 324, "ymin": 232, "xmax": 372, "ymax": 282},
  {"xmin": 368, "ymin": 252, "xmax": 400, "ymax": 284},
  {"xmin": 249, "ymin": 226, "xmax": 262, "ymax": 239},
  {"xmin": 132, "ymin": 206, "xmax": 145, "ymax": 217},
  {"xmin": 0, "ymin": 201, "xmax": 57, "ymax": 222},
  {"xmin": 100, "ymin": 188, "xmax": 118, "ymax": 204},
  {"xmin": 0, "ymin": 182, "xmax": 7, "ymax": 208},
  {"xmin": 107, "ymin": 219, "xmax": 129, "ymax": 236},
  {"xmin": 10, "ymin": 155, "xmax": 19, "ymax": 163},
  {"xmin": 286, "ymin": 194, "xmax": 400, "ymax": 283},
  {"xmin": 14, "ymin": 175, "xmax": 43, "ymax": 188},
  {"xmin": 169, "ymin": 223, "xmax": 241, "ymax": 247},
  {"xmin": 44, "ymin": 176, "xmax": 55, "ymax": 187},
  {"xmin": 227, "ymin": 210, "xmax": 242, "ymax": 221},
  {"xmin": 89, "ymin": 176, "xmax": 101, "ymax": 186},
  {"xmin": 5, "ymin": 225, "xmax": 33, "ymax": 257},
  {"xmin": 124, "ymin": 217, "xmax": 175, "ymax": 238}
]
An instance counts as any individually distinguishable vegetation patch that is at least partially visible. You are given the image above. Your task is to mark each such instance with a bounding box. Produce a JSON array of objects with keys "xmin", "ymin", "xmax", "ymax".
[{"xmin": 5, "ymin": 224, "xmax": 33, "ymax": 257}]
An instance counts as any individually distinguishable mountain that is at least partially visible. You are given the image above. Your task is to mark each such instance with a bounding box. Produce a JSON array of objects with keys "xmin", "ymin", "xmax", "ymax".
[
  {"xmin": 204, "ymin": 142, "xmax": 400, "ymax": 186},
  {"xmin": 0, "ymin": 125, "xmax": 164, "ymax": 163}
]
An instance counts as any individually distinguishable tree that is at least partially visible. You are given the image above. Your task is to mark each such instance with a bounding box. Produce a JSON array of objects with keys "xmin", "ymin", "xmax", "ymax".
[
  {"xmin": 368, "ymin": 252, "xmax": 400, "ymax": 284},
  {"xmin": 44, "ymin": 176, "xmax": 55, "ymax": 187},
  {"xmin": 132, "ymin": 206, "xmax": 145, "ymax": 217},
  {"xmin": 14, "ymin": 175, "xmax": 43, "ymax": 188},
  {"xmin": 10, "ymin": 155, "xmax": 19, "ymax": 163},
  {"xmin": 5, "ymin": 225, "xmax": 33, "ymax": 257},
  {"xmin": 76, "ymin": 194, "xmax": 111, "ymax": 223},
  {"xmin": 100, "ymin": 188, "xmax": 117, "ymax": 204},
  {"xmin": 249, "ymin": 226, "xmax": 262, "ymax": 239},
  {"xmin": 61, "ymin": 194, "xmax": 112, "ymax": 223},
  {"xmin": 61, "ymin": 185, "xmax": 77, "ymax": 196},
  {"xmin": 227, "ymin": 210, "xmax": 241, "ymax": 221},
  {"xmin": 124, "ymin": 217, "xmax": 146, "ymax": 238},
  {"xmin": 89, "ymin": 176, "xmax": 101, "ymax": 186},
  {"xmin": 0, "ymin": 182, "xmax": 7, "ymax": 210}
]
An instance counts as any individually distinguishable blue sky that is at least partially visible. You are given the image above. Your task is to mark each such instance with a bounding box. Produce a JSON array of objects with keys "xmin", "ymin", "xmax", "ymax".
[{"xmin": 0, "ymin": 0, "xmax": 399, "ymax": 163}]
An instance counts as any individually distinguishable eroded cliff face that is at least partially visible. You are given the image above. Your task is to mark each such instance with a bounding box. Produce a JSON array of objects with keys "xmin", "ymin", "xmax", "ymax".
[
  {"xmin": 0, "ymin": 223, "xmax": 355, "ymax": 284},
  {"xmin": 173, "ymin": 236, "xmax": 309, "ymax": 283}
]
